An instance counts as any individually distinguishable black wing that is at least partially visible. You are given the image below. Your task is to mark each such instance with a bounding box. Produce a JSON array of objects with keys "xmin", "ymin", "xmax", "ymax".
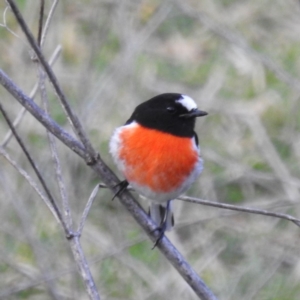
[{"xmin": 193, "ymin": 131, "xmax": 199, "ymax": 147}]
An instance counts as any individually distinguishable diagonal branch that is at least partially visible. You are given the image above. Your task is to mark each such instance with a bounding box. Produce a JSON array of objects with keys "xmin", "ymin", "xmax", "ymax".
[
  {"xmin": 0, "ymin": 69, "xmax": 218, "ymax": 300},
  {"xmin": 0, "ymin": 102, "xmax": 71, "ymax": 236},
  {"xmin": 0, "ymin": 145, "xmax": 59, "ymax": 221},
  {"xmin": 40, "ymin": 0, "xmax": 59, "ymax": 47},
  {"xmin": 6, "ymin": 0, "xmax": 96, "ymax": 161},
  {"xmin": 1, "ymin": 69, "xmax": 100, "ymax": 300},
  {"xmin": 0, "ymin": 69, "xmax": 86, "ymax": 158},
  {"xmin": 37, "ymin": 0, "xmax": 44, "ymax": 47},
  {"xmin": 1, "ymin": 45, "xmax": 62, "ymax": 148},
  {"xmin": 77, "ymin": 184, "xmax": 100, "ymax": 236}
]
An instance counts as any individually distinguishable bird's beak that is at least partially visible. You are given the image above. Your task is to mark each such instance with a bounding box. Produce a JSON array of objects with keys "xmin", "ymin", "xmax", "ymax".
[{"xmin": 180, "ymin": 109, "xmax": 208, "ymax": 119}]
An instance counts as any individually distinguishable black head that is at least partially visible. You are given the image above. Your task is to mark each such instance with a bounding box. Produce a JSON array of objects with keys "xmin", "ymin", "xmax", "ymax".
[{"xmin": 125, "ymin": 93, "xmax": 207, "ymax": 137}]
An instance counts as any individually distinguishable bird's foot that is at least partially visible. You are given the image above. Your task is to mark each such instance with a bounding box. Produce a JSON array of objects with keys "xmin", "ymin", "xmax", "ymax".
[
  {"xmin": 151, "ymin": 200, "xmax": 172, "ymax": 249},
  {"xmin": 151, "ymin": 221, "xmax": 168, "ymax": 249},
  {"xmin": 112, "ymin": 180, "xmax": 129, "ymax": 200}
]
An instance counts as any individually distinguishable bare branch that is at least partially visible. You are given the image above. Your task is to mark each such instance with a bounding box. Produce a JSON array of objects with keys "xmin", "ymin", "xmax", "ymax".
[
  {"xmin": 0, "ymin": 69, "xmax": 86, "ymax": 158},
  {"xmin": 0, "ymin": 4, "xmax": 20, "ymax": 38},
  {"xmin": 69, "ymin": 236, "xmax": 100, "ymax": 300},
  {"xmin": 37, "ymin": 56, "xmax": 72, "ymax": 229},
  {"xmin": 179, "ymin": 196, "xmax": 300, "ymax": 227},
  {"xmin": 40, "ymin": 0, "xmax": 59, "ymax": 47},
  {"xmin": 77, "ymin": 184, "xmax": 100, "ymax": 236},
  {"xmin": 6, "ymin": 0, "xmax": 97, "ymax": 162},
  {"xmin": 37, "ymin": 0, "xmax": 45, "ymax": 47},
  {"xmin": 1, "ymin": 71, "xmax": 100, "ymax": 298},
  {"xmin": 0, "ymin": 146, "xmax": 59, "ymax": 222},
  {"xmin": 0, "ymin": 102, "xmax": 71, "ymax": 236},
  {"xmin": 99, "ymin": 183, "xmax": 300, "ymax": 228},
  {"xmin": 0, "ymin": 69, "xmax": 218, "ymax": 300},
  {"xmin": 1, "ymin": 45, "xmax": 62, "ymax": 148}
]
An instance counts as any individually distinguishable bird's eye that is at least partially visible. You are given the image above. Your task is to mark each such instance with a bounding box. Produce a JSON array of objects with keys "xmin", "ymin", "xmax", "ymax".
[{"xmin": 166, "ymin": 106, "xmax": 176, "ymax": 114}]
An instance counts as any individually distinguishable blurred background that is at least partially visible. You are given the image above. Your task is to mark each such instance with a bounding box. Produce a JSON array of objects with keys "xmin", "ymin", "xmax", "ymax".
[{"xmin": 1, "ymin": 0, "xmax": 300, "ymax": 299}]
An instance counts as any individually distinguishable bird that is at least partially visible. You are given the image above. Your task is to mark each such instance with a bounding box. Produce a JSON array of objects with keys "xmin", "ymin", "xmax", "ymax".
[{"xmin": 109, "ymin": 93, "xmax": 207, "ymax": 246}]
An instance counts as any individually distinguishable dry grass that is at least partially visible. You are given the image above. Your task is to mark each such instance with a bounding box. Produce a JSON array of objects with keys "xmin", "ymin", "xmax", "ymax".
[{"xmin": 1, "ymin": 0, "xmax": 300, "ymax": 299}]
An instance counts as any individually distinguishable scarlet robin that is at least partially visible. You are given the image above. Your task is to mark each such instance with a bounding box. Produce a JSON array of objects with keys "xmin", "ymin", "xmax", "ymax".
[{"xmin": 110, "ymin": 93, "xmax": 207, "ymax": 246}]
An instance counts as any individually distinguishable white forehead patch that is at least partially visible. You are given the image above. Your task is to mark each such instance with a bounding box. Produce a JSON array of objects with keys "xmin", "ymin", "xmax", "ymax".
[{"xmin": 176, "ymin": 95, "xmax": 197, "ymax": 111}]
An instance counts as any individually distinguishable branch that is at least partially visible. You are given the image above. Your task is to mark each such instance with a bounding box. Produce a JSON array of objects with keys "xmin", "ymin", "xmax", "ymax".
[
  {"xmin": 0, "ymin": 69, "xmax": 86, "ymax": 159},
  {"xmin": 6, "ymin": 0, "xmax": 96, "ymax": 161},
  {"xmin": 37, "ymin": 0, "xmax": 44, "ymax": 46},
  {"xmin": 0, "ymin": 146, "xmax": 59, "ymax": 222},
  {"xmin": 99, "ymin": 184, "xmax": 300, "ymax": 228},
  {"xmin": 179, "ymin": 196, "xmax": 300, "ymax": 227},
  {"xmin": 0, "ymin": 4, "xmax": 19, "ymax": 38},
  {"xmin": 37, "ymin": 54, "xmax": 72, "ymax": 229},
  {"xmin": 0, "ymin": 69, "xmax": 218, "ymax": 300},
  {"xmin": 69, "ymin": 236, "xmax": 100, "ymax": 300},
  {"xmin": 1, "ymin": 45, "xmax": 62, "ymax": 148},
  {"xmin": 0, "ymin": 102, "xmax": 71, "ymax": 236},
  {"xmin": 40, "ymin": 0, "xmax": 59, "ymax": 47},
  {"xmin": 1, "ymin": 65, "xmax": 100, "ymax": 300},
  {"xmin": 77, "ymin": 184, "xmax": 100, "ymax": 236}
]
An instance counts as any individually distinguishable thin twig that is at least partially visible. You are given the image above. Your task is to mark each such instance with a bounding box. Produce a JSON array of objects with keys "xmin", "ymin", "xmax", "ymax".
[
  {"xmin": 1, "ymin": 107, "xmax": 27, "ymax": 148},
  {"xmin": 7, "ymin": 0, "xmax": 97, "ymax": 163},
  {"xmin": 0, "ymin": 4, "xmax": 19, "ymax": 38},
  {"xmin": 0, "ymin": 69, "xmax": 86, "ymax": 158},
  {"xmin": 77, "ymin": 184, "xmax": 100, "ymax": 236},
  {"xmin": 37, "ymin": 0, "xmax": 44, "ymax": 46},
  {"xmin": 179, "ymin": 196, "xmax": 300, "ymax": 227},
  {"xmin": 0, "ymin": 102, "xmax": 71, "ymax": 237},
  {"xmin": 37, "ymin": 60, "xmax": 72, "ymax": 228},
  {"xmin": 99, "ymin": 183, "xmax": 300, "ymax": 227},
  {"xmin": 44, "ymin": 96, "xmax": 73, "ymax": 228},
  {"xmin": 0, "ymin": 146, "xmax": 59, "ymax": 222},
  {"xmin": 40, "ymin": 0, "xmax": 59, "ymax": 47},
  {"xmin": 1, "ymin": 45, "xmax": 62, "ymax": 148},
  {"xmin": 33, "ymin": 4, "xmax": 99, "ymax": 294}
]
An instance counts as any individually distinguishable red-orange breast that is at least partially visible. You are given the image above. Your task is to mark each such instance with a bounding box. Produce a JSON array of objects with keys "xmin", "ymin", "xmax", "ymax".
[{"xmin": 110, "ymin": 93, "xmax": 207, "ymax": 235}]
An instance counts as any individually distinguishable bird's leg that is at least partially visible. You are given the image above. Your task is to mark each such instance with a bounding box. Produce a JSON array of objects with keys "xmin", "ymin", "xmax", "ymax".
[
  {"xmin": 152, "ymin": 200, "xmax": 172, "ymax": 249},
  {"xmin": 112, "ymin": 180, "xmax": 129, "ymax": 201}
]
